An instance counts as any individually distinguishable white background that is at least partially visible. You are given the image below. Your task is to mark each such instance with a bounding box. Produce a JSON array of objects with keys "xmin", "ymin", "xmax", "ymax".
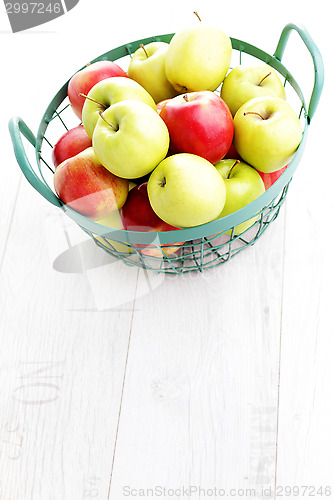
[{"xmin": 0, "ymin": 1, "xmax": 332, "ymax": 499}]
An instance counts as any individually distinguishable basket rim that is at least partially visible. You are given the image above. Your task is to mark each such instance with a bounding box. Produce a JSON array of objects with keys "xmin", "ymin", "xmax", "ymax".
[{"xmin": 35, "ymin": 32, "xmax": 309, "ymax": 245}]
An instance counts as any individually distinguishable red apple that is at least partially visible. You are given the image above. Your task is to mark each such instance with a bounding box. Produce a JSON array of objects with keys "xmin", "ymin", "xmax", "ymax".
[
  {"xmin": 258, "ymin": 164, "xmax": 288, "ymax": 190},
  {"xmin": 120, "ymin": 182, "xmax": 183, "ymax": 257},
  {"xmin": 159, "ymin": 91, "xmax": 234, "ymax": 164},
  {"xmin": 54, "ymin": 147, "xmax": 128, "ymax": 219},
  {"xmin": 224, "ymin": 142, "xmax": 242, "ymax": 161},
  {"xmin": 68, "ymin": 60, "xmax": 127, "ymax": 120},
  {"xmin": 52, "ymin": 125, "xmax": 92, "ymax": 168},
  {"xmin": 156, "ymin": 98, "xmax": 172, "ymax": 115}
]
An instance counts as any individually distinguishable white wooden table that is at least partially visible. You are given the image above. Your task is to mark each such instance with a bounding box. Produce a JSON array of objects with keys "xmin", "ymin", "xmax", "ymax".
[{"xmin": 1, "ymin": 2, "xmax": 332, "ymax": 499}]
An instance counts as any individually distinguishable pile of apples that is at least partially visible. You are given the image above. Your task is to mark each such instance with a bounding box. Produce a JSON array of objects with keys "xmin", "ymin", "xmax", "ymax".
[{"xmin": 53, "ymin": 13, "xmax": 303, "ymax": 257}]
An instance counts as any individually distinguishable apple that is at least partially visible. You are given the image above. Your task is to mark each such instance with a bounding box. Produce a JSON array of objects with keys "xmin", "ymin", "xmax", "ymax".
[
  {"xmin": 224, "ymin": 142, "xmax": 242, "ymax": 161},
  {"xmin": 52, "ymin": 125, "xmax": 92, "ymax": 168},
  {"xmin": 233, "ymin": 96, "xmax": 303, "ymax": 173},
  {"xmin": 92, "ymin": 210, "xmax": 134, "ymax": 255},
  {"xmin": 215, "ymin": 159, "xmax": 265, "ymax": 234},
  {"xmin": 67, "ymin": 60, "xmax": 128, "ymax": 120},
  {"xmin": 165, "ymin": 14, "xmax": 232, "ymax": 93},
  {"xmin": 159, "ymin": 91, "xmax": 234, "ymax": 164},
  {"xmin": 128, "ymin": 181, "xmax": 137, "ymax": 191},
  {"xmin": 156, "ymin": 98, "xmax": 172, "ymax": 114},
  {"xmin": 92, "ymin": 99, "xmax": 169, "ymax": 179},
  {"xmin": 147, "ymin": 153, "xmax": 226, "ymax": 228},
  {"xmin": 220, "ymin": 64, "xmax": 286, "ymax": 116},
  {"xmin": 53, "ymin": 147, "xmax": 128, "ymax": 219},
  {"xmin": 127, "ymin": 42, "xmax": 180, "ymax": 103},
  {"xmin": 258, "ymin": 164, "xmax": 288, "ymax": 190},
  {"xmin": 81, "ymin": 76, "xmax": 157, "ymax": 138},
  {"xmin": 120, "ymin": 182, "xmax": 183, "ymax": 257}
]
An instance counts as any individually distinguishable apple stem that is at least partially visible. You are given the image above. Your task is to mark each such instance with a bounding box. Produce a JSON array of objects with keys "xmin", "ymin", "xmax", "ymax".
[
  {"xmin": 193, "ymin": 11, "xmax": 201, "ymax": 21},
  {"xmin": 227, "ymin": 160, "xmax": 240, "ymax": 179},
  {"xmin": 98, "ymin": 111, "xmax": 117, "ymax": 131},
  {"xmin": 140, "ymin": 43, "xmax": 149, "ymax": 58},
  {"xmin": 244, "ymin": 111, "xmax": 266, "ymax": 120},
  {"xmin": 159, "ymin": 177, "xmax": 166, "ymax": 188},
  {"xmin": 258, "ymin": 72, "xmax": 271, "ymax": 86},
  {"xmin": 183, "ymin": 94, "xmax": 189, "ymax": 102},
  {"xmin": 79, "ymin": 93, "xmax": 107, "ymax": 109}
]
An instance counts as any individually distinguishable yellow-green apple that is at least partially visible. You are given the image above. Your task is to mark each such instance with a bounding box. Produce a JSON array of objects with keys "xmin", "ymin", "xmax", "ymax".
[
  {"xmin": 127, "ymin": 42, "xmax": 180, "ymax": 103},
  {"xmin": 257, "ymin": 164, "xmax": 288, "ymax": 190},
  {"xmin": 52, "ymin": 125, "xmax": 92, "ymax": 168},
  {"xmin": 128, "ymin": 181, "xmax": 137, "ymax": 191},
  {"xmin": 147, "ymin": 153, "xmax": 226, "ymax": 228},
  {"xmin": 233, "ymin": 96, "xmax": 303, "ymax": 173},
  {"xmin": 81, "ymin": 76, "xmax": 156, "ymax": 138},
  {"xmin": 220, "ymin": 64, "xmax": 286, "ymax": 116},
  {"xmin": 159, "ymin": 91, "xmax": 234, "ymax": 164},
  {"xmin": 215, "ymin": 159, "xmax": 265, "ymax": 234},
  {"xmin": 53, "ymin": 147, "xmax": 128, "ymax": 219},
  {"xmin": 92, "ymin": 100, "xmax": 169, "ymax": 179},
  {"xmin": 120, "ymin": 182, "xmax": 183, "ymax": 257},
  {"xmin": 67, "ymin": 61, "xmax": 127, "ymax": 120},
  {"xmin": 165, "ymin": 16, "xmax": 232, "ymax": 92}
]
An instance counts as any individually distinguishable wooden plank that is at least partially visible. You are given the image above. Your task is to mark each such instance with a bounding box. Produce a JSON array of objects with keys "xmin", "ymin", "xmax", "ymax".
[
  {"xmin": 0, "ymin": 178, "xmax": 138, "ymax": 500},
  {"xmin": 109, "ymin": 210, "xmax": 286, "ymax": 498},
  {"xmin": 276, "ymin": 97, "xmax": 333, "ymax": 495}
]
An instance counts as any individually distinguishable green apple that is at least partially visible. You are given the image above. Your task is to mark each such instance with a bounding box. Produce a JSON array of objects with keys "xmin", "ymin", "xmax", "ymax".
[
  {"xmin": 128, "ymin": 181, "xmax": 137, "ymax": 191},
  {"xmin": 233, "ymin": 96, "xmax": 303, "ymax": 173},
  {"xmin": 92, "ymin": 100, "xmax": 169, "ymax": 179},
  {"xmin": 127, "ymin": 42, "xmax": 180, "ymax": 103},
  {"xmin": 220, "ymin": 63, "xmax": 286, "ymax": 116},
  {"xmin": 147, "ymin": 153, "xmax": 226, "ymax": 228},
  {"xmin": 215, "ymin": 159, "xmax": 265, "ymax": 234},
  {"xmin": 165, "ymin": 19, "xmax": 232, "ymax": 93},
  {"xmin": 81, "ymin": 76, "xmax": 156, "ymax": 138}
]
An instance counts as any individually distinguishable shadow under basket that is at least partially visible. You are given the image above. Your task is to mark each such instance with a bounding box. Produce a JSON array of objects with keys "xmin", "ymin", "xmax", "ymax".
[{"xmin": 9, "ymin": 23, "xmax": 324, "ymax": 274}]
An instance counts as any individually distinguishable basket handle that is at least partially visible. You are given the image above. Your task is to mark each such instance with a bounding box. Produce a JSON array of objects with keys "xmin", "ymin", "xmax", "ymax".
[
  {"xmin": 8, "ymin": 117, "xmax": 62, "ymax": 207},
  {"xmin": 273, "ymin": 23, "xmax": 324, "ymax": 124}
]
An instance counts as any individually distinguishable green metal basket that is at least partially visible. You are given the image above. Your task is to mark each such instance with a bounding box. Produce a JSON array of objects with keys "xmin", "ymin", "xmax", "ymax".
[{"xmin": 9, "ymin": 23, "xmax": 324, "ymax": 274}]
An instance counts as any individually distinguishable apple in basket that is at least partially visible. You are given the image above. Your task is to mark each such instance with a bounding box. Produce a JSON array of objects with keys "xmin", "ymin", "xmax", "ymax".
[
  {"xmin": 120, "ymin": 182, "xmax": 183, "ymax": 257},
  {"xmin": 67, "ymin": 60, "xmax": 128, "ymax": 120},
  {"xmin": 52, "ymin": 125, "xmax": 92, "ymax": 168},
  {"xmin": 257, "ymin": 164, "xmax": 288, "ymax": 190},
  {"xmin": 92, "ymin": 100, "xmax": 170, "ymax": 179},
  {"xmin": 147, "ymin": 153, "xmax": 226, "ymax": 228},
  {"xmin": 81, "ymin": 76, "xmax": 156, "ymax": 138},
  {"xmin": 127, "ymin": 42, "xmax": 180, "ymax": 103},
  {"xmin": 233, "ymin": 96, "xmax": 303, "ymax": 173},
  {"xmin": 156, "ymin": 98, "xmax": 172, "ymax": 114},
  {"xmin": 220, "ymin": 63, "xmax": 286, "ymax": 116},
  {"xmin": 165, "ymin": 12, "xmax": 232, "ymax": 93},
  {"xmin": 53, "ymin": 147, "xmax": 128, "ymax": 220},
  {"xmin": 159, "ymin": 91, "xmax": 234, "ymax": 164},
  {"xmin": 214, "ymin": 159, "xmax": 265, "ymax": 235}
]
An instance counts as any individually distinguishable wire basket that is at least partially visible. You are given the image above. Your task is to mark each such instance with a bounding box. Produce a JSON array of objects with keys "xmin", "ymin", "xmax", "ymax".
[{"xmin": 9, "ymin": 23, "xmax": 324, "ymax": 274}]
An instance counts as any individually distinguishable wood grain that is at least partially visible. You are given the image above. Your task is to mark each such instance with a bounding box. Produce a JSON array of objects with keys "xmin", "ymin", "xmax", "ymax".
[
  {"xmin": 109, "ymin": 212, "xmax": 285, "ymax": 499},
  {"xmin": 0, "ymin": 180, "xmax": 137, "ymax": 500},
  {"xmin": 276, "ymin": 100, "xmax": 333, "ymax": 496}
]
